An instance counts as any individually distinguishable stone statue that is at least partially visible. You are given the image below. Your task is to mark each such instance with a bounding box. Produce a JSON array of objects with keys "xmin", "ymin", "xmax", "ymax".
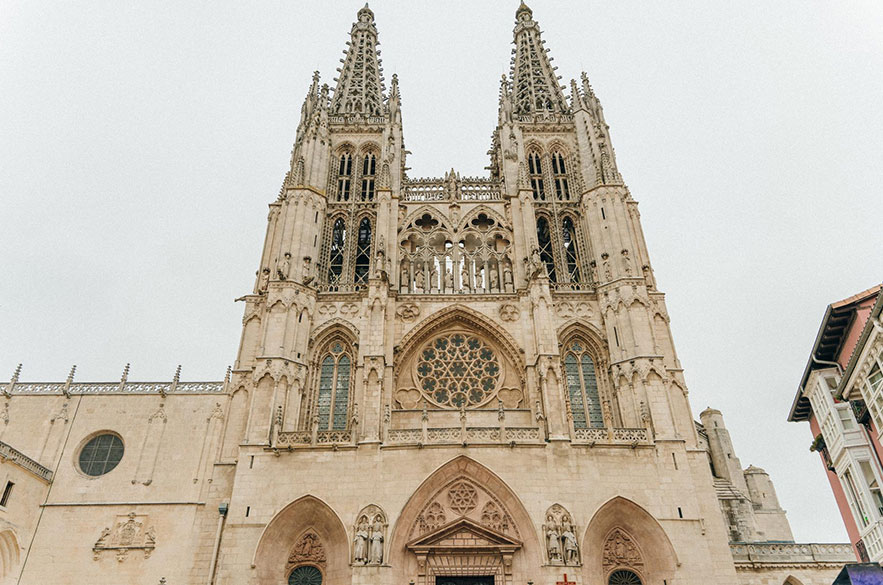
[
  {"xmin": 562, "ymin": 523, "xmax": 578, "ymax": 564},
  {"xmin": 503, "ymin": 262, "xmax": 514, "ymax": 291},
  {"xmin": 353, "ymin": 516, "xmax": 369, "ymax": 563},
  {"xmin": 277, "ymin": 253, "xmax": 291, "ymax": 280},
  {"xmin": 444, "ymin": 268, "xmax": 454, "ymax": 291},
  {"xmin": 429, "ymin": 264, "xmax": 438, "ymax": 292},
  {"xmin": 258, "ymin": 267, "xmax": 270, "ymax": 293},
  {"xmin": 369, "ymin": 517, "xmax": 384, "ymax": 564},
  {"xmin": 489, "ymin": 268, "xmax": 499, "ymax": 291},
  {"xmin": 460, "ymin": 263, "xmax": 471, "ymax": 292},
  {"xmin": 302, "ymin": 257, "xmax": 314, "ymax": 285},
  {"xmin": 546, "ymin": 518, "xmax": 562, "ymax": 562},
  {"xmin": 400, "ymin": 264, "xmax": 410, "ymax": 291},
  {"xmin": 415, "ymin": 268, "xmax": 425, "ymax": 292}
]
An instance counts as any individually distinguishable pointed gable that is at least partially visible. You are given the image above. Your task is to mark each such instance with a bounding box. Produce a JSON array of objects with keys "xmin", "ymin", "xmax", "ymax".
[{"xmin": 407, "ymin": 517, "xmax": 521, "ymax": 554}]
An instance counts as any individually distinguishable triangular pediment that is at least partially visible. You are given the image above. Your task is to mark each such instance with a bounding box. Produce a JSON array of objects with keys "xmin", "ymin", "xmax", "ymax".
[{"xmin": 406, "ymin": 517, "xmax": 521, "ymax": 552}]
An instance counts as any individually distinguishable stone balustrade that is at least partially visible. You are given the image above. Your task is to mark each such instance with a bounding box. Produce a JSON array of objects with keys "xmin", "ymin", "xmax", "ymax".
[
  {"xmin": 0, "ymin": 440, "xmax": 53, "ymax": 481},
  {"xmin": 402, "ymin": 178, "xmax": 503, "ymax": 202},
  {"xmin": 6, "ymin": 381, "xmax": 225, "ymax": 395},
  {"xmin": 730, "ymin": 542, "xmax": 855, "ymax": 565}
]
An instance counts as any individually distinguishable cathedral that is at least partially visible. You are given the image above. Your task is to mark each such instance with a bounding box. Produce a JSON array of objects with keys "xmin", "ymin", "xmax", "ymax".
[{"xmin": 0, "ymin": 4, "xmax": 854, "ymax": 585}]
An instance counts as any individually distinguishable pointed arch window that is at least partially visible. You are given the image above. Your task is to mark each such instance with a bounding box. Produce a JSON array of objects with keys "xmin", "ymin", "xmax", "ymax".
[
  {"xmin": 317, "ymin": 342, "xmax": 352, "ymax": 431},
  {"xmin": 354, "ymin": 217, "xmax": 372, "ymax": 284},
  {"xmin": 536, "ymin": 216, "xmax": 556, "ymax": 282},
  {"xmin": 328, "ymin": 218, "xmax": 346, "ymax": 285},
  {"xmin": 564, "ymin": 341, "xmax": 603, "ymax": 429},
  {"xmin": 561, "ymin": 216, "xmax": 581, "ymax": 283},
  {"xmin": 528, "ymin": 152, "xmax": 545, "ymax": 201},
  {"xmin": 337, "ymin": 153, "xmax": 353, "ymax": 201},
  {"xmin": 551, "ymin": 151, "xmax": 570, "ymax": 200},
  {"xmin": 361, "ymin": 154, "xmax": 376, "ymax": 201}
]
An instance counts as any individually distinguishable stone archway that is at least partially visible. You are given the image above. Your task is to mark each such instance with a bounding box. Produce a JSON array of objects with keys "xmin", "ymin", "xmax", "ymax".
[
  {"xmin": 252, "ymin": 495, "xmax": 350, "ymax": 585},
  {"xmin": 389, "ymin": 456, "xmax": 541, "ymax": 585},
  {"xmin": 0, "ymin": 529, "xmax": 20, "ymax": 585},
  {"xmin": 582, "ymin": 497, "xmax": 678, "ymax": 585}
]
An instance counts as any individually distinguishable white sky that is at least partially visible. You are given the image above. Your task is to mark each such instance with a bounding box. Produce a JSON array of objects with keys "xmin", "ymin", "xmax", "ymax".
[{"xmin": 2, "ymin": 1, "xmax": 882, "ymax": 544}]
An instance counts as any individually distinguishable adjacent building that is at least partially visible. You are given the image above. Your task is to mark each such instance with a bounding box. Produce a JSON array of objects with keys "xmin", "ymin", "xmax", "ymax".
[
  {"xmin": 1, "ymin": 4, "xmax": 854, "ymax": 585},
  {"xmin": 789, "ymin": 284, "xmax": 883, "ymax": 562}
]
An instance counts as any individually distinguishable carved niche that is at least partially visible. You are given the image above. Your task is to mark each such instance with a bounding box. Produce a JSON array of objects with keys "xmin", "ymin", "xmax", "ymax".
[
  {"xmin": 410, "ymin": 477, "xmax": 519, "ymax": 541},
  {"xmin": 353, "ymin": 504, "xmax": 388, "ymax": 566},
  {"xmin": 543, "ymin": 504, "xmax": 579, "ymax": 566},
  {"xmin": 93, "ymin": 512, "xmax": 156, "ymax": 561},
  {"xmin": 602, "ymin": 528, "xmax": 644, "ymax": 573},
  {"xmin": 288, "ymin": 531, "xmax": 327, "ymax": 568}
]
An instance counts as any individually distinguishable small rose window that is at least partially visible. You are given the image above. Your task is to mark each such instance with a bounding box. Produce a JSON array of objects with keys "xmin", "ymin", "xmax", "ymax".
[{"xmin": 416, "ymin": 333, "xmax": 500, "ymax": 408}]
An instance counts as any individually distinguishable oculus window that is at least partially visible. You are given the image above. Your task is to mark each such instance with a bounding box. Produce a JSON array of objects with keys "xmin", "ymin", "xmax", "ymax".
[{"xmin": 78, "ymin": 433, "xmax": 124, "ymax": 476}]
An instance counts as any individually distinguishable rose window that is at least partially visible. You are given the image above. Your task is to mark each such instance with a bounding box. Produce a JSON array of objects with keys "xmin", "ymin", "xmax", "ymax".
[{"xmin": 416, "ymin": 333, "xmax": 501, "ymax": 408}]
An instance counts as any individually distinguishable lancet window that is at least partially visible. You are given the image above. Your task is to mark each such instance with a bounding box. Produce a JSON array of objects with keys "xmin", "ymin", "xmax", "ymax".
[
  {"xmin": 361, "ymin": 154, "xmax": 376, "ymax": 201},
  {"xmin": 551, "ymin": 151, "xmax": 570, "ymax": 200},
  {"xmin": 315, "ymin": 342, "xmax": 352, "ymax": 431},
  {"xmin": 354, "ymin": 217, "xmax": 372, "ymax": 284},
  {"xmin": 327, "ymin": 218, "xmax": 347, "ymax": 286},
  {"xmin": 536, "ymin": 216, "xmax": 557, "ymax": 283},
  {"xmin": 561, "ymin": 216, "xmax": 581, "ymax": 282},
  {"xmin": 564, "ymin": 340, "xmax": 604, "ymax": 429},
  {"xmin": 529, "ymin": 152, "xmax": 545, "ymax": 201},
  {"xmin": 399, "ymin": 211, "xmax": 514, "ymax": 295},
  {"xmin": 336, "ymin": 152, "xmax": 353, "ymax": 201}
]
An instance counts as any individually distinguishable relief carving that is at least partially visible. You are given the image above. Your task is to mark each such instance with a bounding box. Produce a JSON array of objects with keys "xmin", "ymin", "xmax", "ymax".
[
  {"xmin": 499, "ymin": 304, "xmax": 520, "ymax": 322},
  {"xmin": 396, "ymin": 303, "xmax": 420, "ymax": 322},
  {"xmin": 447, "ymin": 480, "xmax": 478, "ymax": 515},
  {"xmin": 602, "ymin": 528, "xmax": 643, "ymax": 572},
  {"xmin": 353, "ymin": 505, "xmax": 387, "ymax": 565},
  {"xmin": 288, "ymin": 531, "xmax": 327, "ymax": 566},
  {"xmin": 93, "ymin": 512, "xmax": 156, "ymax": 562},
  {"xmin": 544, "ymin": 504, "xmax": 579, "ymax": 565}
]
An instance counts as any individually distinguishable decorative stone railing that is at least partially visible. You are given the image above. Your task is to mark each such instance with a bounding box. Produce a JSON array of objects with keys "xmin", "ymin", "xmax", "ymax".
[
  {"xmin": 0, "ymin": 440, "xmax": 53, "ymax": 481},
  {"xmin": 386, "ymin": 426, "xmax": 541, "ymax": 445},
  {"xmin": 328, "ymin": 114, "xmax": 387, "ymax": 126},
  {"xmin": 572, "ymin": 427, "xmax": 650, "ymax": 445},
  {"xmin": 402, "ymin": 177, "xmax": 503, "ymax": 202},
  {"xmin": 730, "ymin": 543, "xmax": 855, "ymax": 565},
  {"xmin": 6, "ymin": 381, "xmax": 225, "ymax": 395},
  {"xmin": 275, "ymin": 429, "xmax": 354, "ymax": 448}
]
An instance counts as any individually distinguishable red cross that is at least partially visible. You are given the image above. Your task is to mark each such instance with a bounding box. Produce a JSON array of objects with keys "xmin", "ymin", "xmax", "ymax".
[{"xmin": 557, "ymin": 574, "xmax": 576, "ymax": 585}]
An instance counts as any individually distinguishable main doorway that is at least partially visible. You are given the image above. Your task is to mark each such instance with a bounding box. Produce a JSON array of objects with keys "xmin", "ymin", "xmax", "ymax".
[{"xmin": 436, "ymin": 577, "xmax": 494, "ymax": 585}]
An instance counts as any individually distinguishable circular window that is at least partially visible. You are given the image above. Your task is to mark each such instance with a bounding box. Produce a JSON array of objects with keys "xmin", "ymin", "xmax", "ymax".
[
  {"xmin": 416, "ymin": 333, "xmax": 500, "ymax": 408},
  {"xmin": 609, "ymin": 570, "xmax": 642, "ymax": 585},
  {"xmin": 288, "ymin": 565, "xmax": 322, "ymax": 585},
  {"xmin": 78, "ymin": 433, "xmax": 124, "ymax": 477}
]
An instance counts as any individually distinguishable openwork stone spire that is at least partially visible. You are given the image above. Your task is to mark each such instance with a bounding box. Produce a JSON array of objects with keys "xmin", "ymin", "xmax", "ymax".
[
  {"xmin": 331, "ymin": 4, "xmax": 386, "ymax": 116},
  {"xmin": 509, "ymin": 2, "xmax": 568, "ymax": 115}
]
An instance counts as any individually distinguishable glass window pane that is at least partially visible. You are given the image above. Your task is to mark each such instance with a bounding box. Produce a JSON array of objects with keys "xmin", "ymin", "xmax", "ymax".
[
  {"xmin": 565, "ymin": 354, "xmax": 587, "ymax": 429},
  {"xmin": 581, "ymin": 354, "xmax": 604, "ymax": 428},
  {"xmin": 78, "ymin": 434, "xmax": 124, "ymax": 477},
  {"xmin": 318, "ymin": 357, "xmax": 335, "ymax": 430},
  {"xmin": 332, "ymin": 356, "xmax": 351, "ymax": 430}
]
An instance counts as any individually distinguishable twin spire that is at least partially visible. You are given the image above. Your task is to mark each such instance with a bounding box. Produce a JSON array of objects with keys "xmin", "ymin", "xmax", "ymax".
[{"xmin": 510, "ymin": 2, "xmax": 568, "ymax": 115}]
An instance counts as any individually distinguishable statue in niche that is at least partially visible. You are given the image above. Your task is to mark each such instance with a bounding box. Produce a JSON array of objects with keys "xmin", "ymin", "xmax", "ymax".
[
  {"xmin": 353, "ymin": 516, "xmax": 369, "ymax": 563},
  {"xmin": 503, "ymin": 262, "xmax": 514, "ymax": 291},
  {"xmin": 621, "ymin": 249, "xmax": 632, "ymax": 276},
  {"xmin": 374, "ymin": 236, "xmax": 388, "ymax": 279},
  {"xmin": 461, "ymin": 263, "xmax": 471, "ymax": 292},
  {"xmin": 400, "ymin": 264, "xmax": 410, "ymax": 291},
  {"xmin": 369, "ymin": 516, "xmax": 384, "ymax": 564},
  {"xmin": 562, "ymin": 521, "xmax": 579, "ymax": 564},
  {"xmin": 258, "ymin": 267, "xmax": 270, "ymax": 293},
  {"xmin": 415, "ymin": 268, "xmax": 425, "ymax": 292},
  {"xmin": 444, "ymin": 268, "xmax": 454, "ymax": 291},
  {"xmin": 302, "ymin": 257, "xmax": 314, "ymax": 285},
  {"xmin": 277, "ymin": 252, "xmax": 291, "ymax": 280},
  {"xmin": 429, "ymin": 264, "xmax": 438, "ymax": 292},
  {"xmin": 527, "ymin": 248, "xmax": 544, "ymax": 281},
  {"xmin": 489, "ymin": 268, "xmax": 499, "ymax": 291},
  {"xmin": 545, "ymin": 516, "xmax": 562, "ymax": 562}
]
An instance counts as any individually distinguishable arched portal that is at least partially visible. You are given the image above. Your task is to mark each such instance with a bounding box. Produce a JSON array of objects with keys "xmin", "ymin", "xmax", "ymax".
[
  {"xmin": 252, "ymin": 495, "xmax": 350, "ymax": 585},
  {"xmin": 389, "ymin": 456, "xmax": 541, "ymax": 585},
  {"xmin": 582, "ymin": 497, "xmax": 678, "ymax": 585},
  {"xmin": 0, "ymin": 529, "xmax": 20, "ymax": 583}
]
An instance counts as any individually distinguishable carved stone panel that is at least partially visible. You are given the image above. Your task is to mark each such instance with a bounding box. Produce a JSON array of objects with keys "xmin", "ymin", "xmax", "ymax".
[
  {"xmin": 602, "ymin": 528, "xmax": 643, "ymax": 572},
  {"xmin": 288, "ymin": 531, "xmax": 327, "ymax": 567},
  {"xmin": 93, "ymin": 512, "xmax": 156, "ymax": 562}
]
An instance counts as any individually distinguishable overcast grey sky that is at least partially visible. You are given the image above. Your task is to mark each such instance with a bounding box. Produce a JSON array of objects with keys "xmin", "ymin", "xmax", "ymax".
[{"xmin": 2, "ymin": 1, "xmax": 882, "ymax": 543}]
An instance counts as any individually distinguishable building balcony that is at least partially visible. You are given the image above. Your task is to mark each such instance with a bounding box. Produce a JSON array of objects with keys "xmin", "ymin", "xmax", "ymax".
[{"xmin": 0, "ymin": 440, "xmax": 53, "ymax": 482}]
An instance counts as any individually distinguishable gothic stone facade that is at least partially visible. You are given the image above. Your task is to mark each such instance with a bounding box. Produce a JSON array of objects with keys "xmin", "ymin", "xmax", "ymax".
[{"xmin": 0, "ymin": 4, "xmax": 852, "ymax": 585}]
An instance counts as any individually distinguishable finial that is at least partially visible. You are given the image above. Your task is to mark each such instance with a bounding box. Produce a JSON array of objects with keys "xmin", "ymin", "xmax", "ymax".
[
  {"xmin": 224, "ymin": 365, "xmax": 232, "ymax": 385},
  {"xmin": 63, "ymin": 364, "xmax": 76, "ymax": 397},
  {"xmin": 516, "ymin": 1, "xmax": 532, "ymax": 19},
  {"xmin": 121, "ymin": 363, "xmax": 130, "ymax": 383},
  {"xmin": 10, "ymin": 364, "xmax": 21, "ymax": 385},
  {"xmin": 173, "ymin": 364, "xmax": 181, "ymax": 384}
]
